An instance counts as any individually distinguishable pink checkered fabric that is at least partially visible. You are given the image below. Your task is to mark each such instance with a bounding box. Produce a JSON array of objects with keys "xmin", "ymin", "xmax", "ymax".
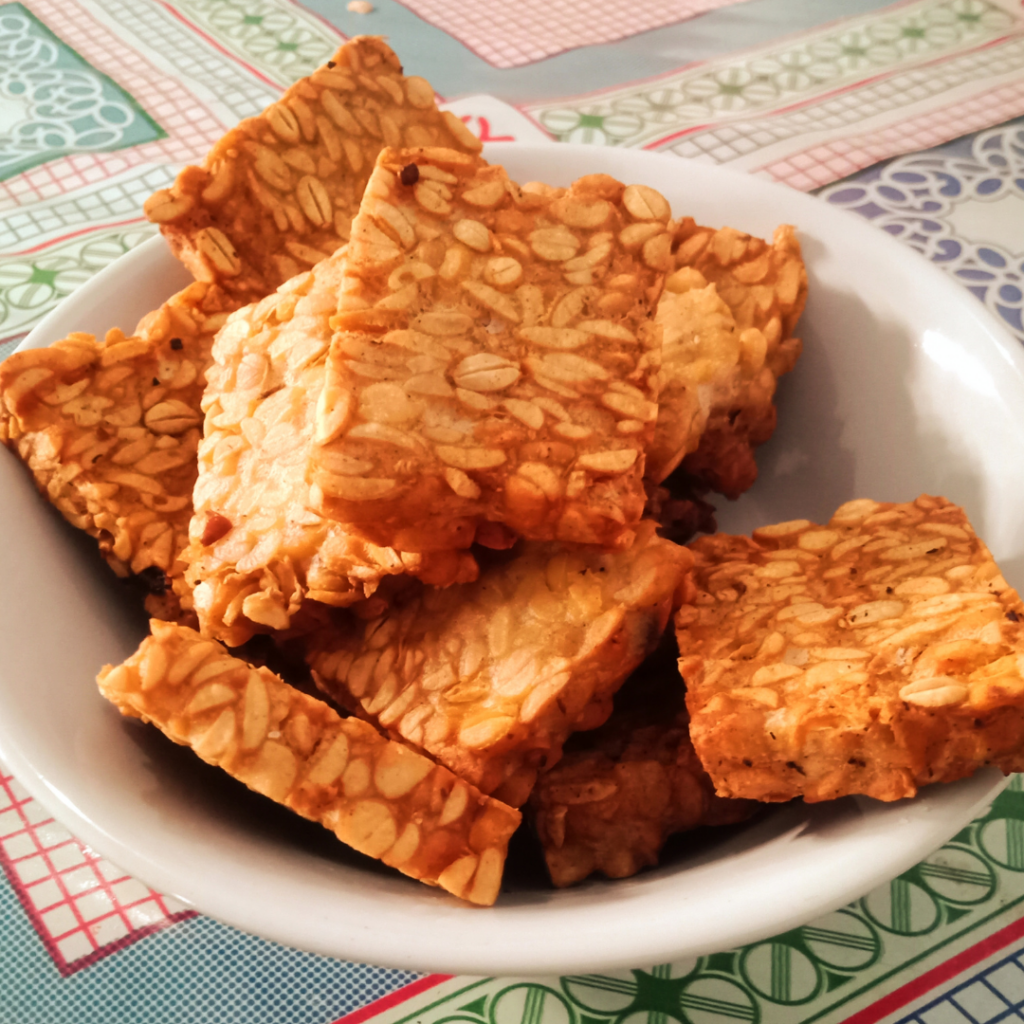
[
  {"xmin": 393, "ymin": 0, "xmax": 753, "ymax": 68},
  {"xmin": 757, "ymin": 78, "xmax": 1024, "ymax": 190},
  {"xmin": 0, "ymin": 767, "xmax": 194, "ymax": 976},
  {"xmin": 0, "ymin": 0, "xmax": 270, "ymax": 210}
]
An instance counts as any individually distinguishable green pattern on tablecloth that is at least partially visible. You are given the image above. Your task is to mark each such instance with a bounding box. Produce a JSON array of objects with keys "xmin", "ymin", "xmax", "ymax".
[
  {"xmin": 362, "ymin": 778, "xmax": 1024, "ymax": 1024},
  {"xmin": 0, "ymin": 224, "xmax": 156, "ymax": 343},
  {"xmin": 170, "ymin": 0, "xmax": 338, "ymax": 86},
  {"xmin": 523, "ymin": 0, "xmax": 1015, "ymax": 148},
  {"xmin": 0, "ymin": 2, "xmax": 165, "ymax": 180}
]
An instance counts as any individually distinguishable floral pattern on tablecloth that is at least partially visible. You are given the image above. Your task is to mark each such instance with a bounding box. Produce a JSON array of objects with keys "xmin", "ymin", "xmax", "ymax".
[
  {"xmin": 820, "ymin": 121, "xmax": 1024, "ymax": 343},
  {"xmin": 0, "ymin": 2, "xmax": 165, "ymax": 180},
  {"xmin": 3, "ymin": 1, "xmax": 1024, "ymax": 1022}
]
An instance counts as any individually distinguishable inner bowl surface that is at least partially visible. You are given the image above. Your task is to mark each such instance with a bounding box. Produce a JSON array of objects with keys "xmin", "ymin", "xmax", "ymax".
[{"xmin": 0, "ymin": 143, "xmax": 1018, "ymax": 975}]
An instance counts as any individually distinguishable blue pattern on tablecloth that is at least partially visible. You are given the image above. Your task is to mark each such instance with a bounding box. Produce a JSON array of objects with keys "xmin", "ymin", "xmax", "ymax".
[
  {"xmin": 0, "ymin": 878, "xmax": 419, "ymax": 1024},
  {"xmin": 897, "ymin": 943, "xmax": 1024, "ymax": 1023},
  {"xmin": 819, "ymin": 116, "xmax": 1024, "ymax": 345}
]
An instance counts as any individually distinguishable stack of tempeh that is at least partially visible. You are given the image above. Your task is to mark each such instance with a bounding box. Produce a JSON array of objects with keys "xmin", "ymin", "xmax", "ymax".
[{"xmin": 6, "ymin": 37, "xmax": 1022, "ymax": 905}]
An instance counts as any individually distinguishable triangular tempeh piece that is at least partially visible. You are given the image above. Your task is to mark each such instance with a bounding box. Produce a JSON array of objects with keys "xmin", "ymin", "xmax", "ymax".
[
  {"xmin": 0, "ymin": 283, "xmax": 232, "ymax": 621},
  {"xmin": 145, "ymin": 36, "xmax": 482, "ymax": 302}
]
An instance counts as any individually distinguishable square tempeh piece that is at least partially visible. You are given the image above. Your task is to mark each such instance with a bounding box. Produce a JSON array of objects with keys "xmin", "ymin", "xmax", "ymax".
[
  {"xmin": 187, "ymin": 253, "xmax": 478, "ymax": 647},
  {"xmin": 0, "ymin": 282, "xmax": 232, "ymax": 620},
  {"xmin": 530, "ymin": 640, "xmax": 755, "ymax": 887},
  {"xmin": 669, "ymin": 221, "xmax": 806, "ymax": 498},
  {"xmin": 145, "ymin": 37, "xmax": 481, "ymax": 302},
  {"xmin": 97, "ymin": 620, "xmax": 520, "ymax": 905},
  {"xmin": 677, "ymin": 495, "xmax": 1024, "ymax": 804},
  {"xmin": 309, "ymin": 147, "xmax": 670, "ymax": 553},
  {"xmin": 308, "ymin": 523, "xmax": 693, "ymax": 801}
]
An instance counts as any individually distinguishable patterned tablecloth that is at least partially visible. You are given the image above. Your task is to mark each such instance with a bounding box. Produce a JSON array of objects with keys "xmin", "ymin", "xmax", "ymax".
[{"xmin": 2, "ymin": 1, "xmax": 1024, "ymax": 1022}]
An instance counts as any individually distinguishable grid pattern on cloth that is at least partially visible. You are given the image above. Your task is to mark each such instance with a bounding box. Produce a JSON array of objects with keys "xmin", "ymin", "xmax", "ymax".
[
  {"xmin": 0, "ymin": 336, "xmax": 24, "ymax": 360},
  {"xmin": 21, "ymin": 0, "xmax": 233, "ymax": 141},
  {"xmin": 390, "ymin": 0, "xmax": 751, "ymax": 69},
  {"xmin": 0, "ymin": 166, "xmax": 171, "ymax": 246},
  {"xmin": 757, "ymin": 79, "xmax": 1024, "ymax": 190},
  {"xmin": 657, "ymin": 34, "xmax": 1024, "ymax": 182},
  {"xmin": 522, "ymin": 0, "xmax": 1021, "ymax": 148},
  {"xmin": 26, "ymin": 0, "xmax": 281, "ymax": 124},
  {"xmin": 897, "ymin": 945, "xmax": 1024, "ymax": 1023},
  {"xmin": 0, "ymin": 219, "xmax": 157, "ymax": 345},
  {"xmin": 0, "ymin": 150, "xmax": 175, "ymax": 211},
  {"xmin": 0, "ymin": 0, "xmax": 270, "ymax": 213},
  {"xmin": 0, "ymin": 872, "xmax": 422, "ymax": 1024},
  {"xmin": 166, "ymin": 0, "xmax": 343, "ymax": 87},
  {"xmin": 0, "ymin": 2, "xmax": 166, "ymax": 181},
  {"xmin": 0, "ymin": 767, "xmax": 194, "ymax": 975}
]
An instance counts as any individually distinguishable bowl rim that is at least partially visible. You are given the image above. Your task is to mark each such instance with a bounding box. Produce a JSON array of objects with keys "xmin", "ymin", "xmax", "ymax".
[{"xmin": 2, "ymin": 142, "xmax": 1019, "ymax": 975}]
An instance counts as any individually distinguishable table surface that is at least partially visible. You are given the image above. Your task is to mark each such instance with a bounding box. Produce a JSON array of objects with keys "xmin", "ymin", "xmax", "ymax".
[{"xmin": 2, "ymin": 1, "xmax": 1024, "ymax": 1022}]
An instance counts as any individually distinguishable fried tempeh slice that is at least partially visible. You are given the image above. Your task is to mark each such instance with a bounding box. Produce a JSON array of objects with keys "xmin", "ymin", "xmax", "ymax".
[
  {"xmin": 0, "ymin": 283, "xmax": 232, "ymax": 620},
  {"xmin": 646, "ymin": 270, "xmax": 766, "ymax": 484},
  {"xmin": 530, "ymin": 639, "xmax": 755, "ymax": 887},
  {"xmin": 309, "ymin": 148, "xmax": 669, "ymax": 553},
  {"xmin": 309, "ymin": 523, "xmax": 692, "ymax": 801},
  {"xmin": 145, "ymin": 36, "xmax": 481, "ymax": 302},
  {"xmin": 187, "ymin": 253, "xmax": 477, "ymax": 647},
  {"xmin": 677, "ymin": 495, "xmax": 1024, "ymax": 804},
  {"xmin": 97, "ymin": 620, "xmax": 521, "ymax": 905},
  {"xmin": 668, "ymin": 221, "xmax": 807, "ymax": 498}
]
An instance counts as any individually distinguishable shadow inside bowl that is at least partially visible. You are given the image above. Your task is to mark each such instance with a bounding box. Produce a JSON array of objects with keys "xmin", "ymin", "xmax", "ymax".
[
  {"xmin": 719, "ymin": 238, "xmax": 995, "ymax": 544},
  {"xmin": 122, "ymin": 721, "xmax": 404, "ymax": 881}
]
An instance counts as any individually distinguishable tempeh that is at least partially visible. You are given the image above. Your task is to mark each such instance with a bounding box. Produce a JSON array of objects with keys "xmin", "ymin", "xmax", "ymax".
[
  {"xmin": 309, "ymin": 147, "xmax": 669, "ymax": 553},
  {"xmin": 530, "ymin": 638, "xmax": 755, "ymax": 887},
  {"xmin": 668, "ymin": 221, "xmax": 806, "ymax": 498},
  {"xmin": 678, "ymin": 495, "xmax": 1024, "ymax": 803},
  {"xmin": 0, "ymin": 283, "xmax": 232, "ymax": 621},
  {"xmin": 97, "ymin": 619, "xmax": 521, "ymax": 905},
  {"xmin": 186, "ymin": 251, "xmax": 477, "ymax": 647},
  {"xmin": 309, "ymin": 523, "xmax": 692, "ymax": 802},
  {"xmin": 145, "ymin": 36, "xmax": 481, "ymax": 302}
]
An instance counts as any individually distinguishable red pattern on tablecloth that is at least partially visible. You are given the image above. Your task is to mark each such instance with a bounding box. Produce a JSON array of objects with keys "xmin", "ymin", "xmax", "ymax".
[
  {"xmin": 391, "ymin": 0, "xmax": 754, "ymax": 68},
  {"xmin": 2, "ymin": 0, "xmax": 238, "ymax": 210},
  {"xmin": 331, "ymin": 976, "xmax": 456, "ymax": 1024},
  {"xmin": 757, "ymin": 77, "xmax": 1024, "ymax": 189},
  {"xmin": 0, "ymin": 769, "xmax": 194, "ymax": 976}
]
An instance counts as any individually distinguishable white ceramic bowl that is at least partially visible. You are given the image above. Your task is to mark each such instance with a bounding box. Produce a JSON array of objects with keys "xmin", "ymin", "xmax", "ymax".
[{"xmin": 0, "ymin": 144, "xmax": 1020, "ymax": 976}]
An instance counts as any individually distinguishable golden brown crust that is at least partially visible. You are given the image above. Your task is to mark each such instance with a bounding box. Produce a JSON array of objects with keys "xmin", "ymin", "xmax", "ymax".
[
  {"xmin": 185, "ymin": 256, "xmax": 478, "ymax": 646},
  {"xmin": 672, "ymin": 222, "xmax": 807, "ymax": 346},
  {"xmin": 97, "ymin": 619, "xmax": 520, "ymax": 904},
  {"xmin": 671, "ymin": 222, "xmax": 806, "ymax": 499},
  {"xmin": 679, "ymin": 399, "xmax": 776, "ymax": 502},
  {"xmin": 530, "ymin": 654, "xmax": 754, "ymax": 887},
  {"xmin": 308, "ymin": 523, "xmax": 693, "ymax": 798},
  {"xmin": 0, "ymin": 283, "xmax": 233, "ymax": 620},
  {"xmin": 647, "ymin": 268, "xmax": 775, "ymax": 486},
  {"xmin": 309, "ymin": 150, "xmax": 670, "ymax": 553},
  {"xmin": 677, "ymin": 495, "xmax": 1024, "ymax": 803},
  {"xmin": 145, "ymin": 37, "xmax": 481, "ymax": 302}
]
